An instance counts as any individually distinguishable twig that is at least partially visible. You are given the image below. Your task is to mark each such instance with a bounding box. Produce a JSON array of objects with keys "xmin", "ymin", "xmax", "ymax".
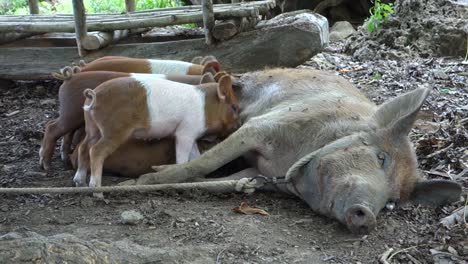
[
  {"xmin": 426, "ymin": 143, "xmax": 454, "ymax": 159},
  {"xmin": 379, "ymin": 248, "xmax": 394, "ymax": 264},
  {"xmin": 388, "ymin": 245, "xmax": 422, "ymax": 262},
  {"xmin": 216, "ymin": 248, "xmax": 226, "ymax": 264}
]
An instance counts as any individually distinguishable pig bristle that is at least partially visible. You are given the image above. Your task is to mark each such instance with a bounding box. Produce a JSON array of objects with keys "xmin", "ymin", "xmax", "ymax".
[
  {"xmin": 51, "ymin": 66, "xmax": 74, "ymax": 80},
  {"xmin": 78, "ymin": 60, "xmax": 87, "ymax": 67},
  {"xmin": 83, "ymin": 89, "xmax": 96, "ymax": 111}
]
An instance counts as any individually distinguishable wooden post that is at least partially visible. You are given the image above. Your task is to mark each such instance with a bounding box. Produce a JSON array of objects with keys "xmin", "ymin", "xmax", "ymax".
[
  {"xmin": 201, "ymin": 0, "xmax": 215, "ymax": 45},
  {"xmin": 28, "ymin": 0, "xmax": 39, "ymax": 14},
  {"xmin": 72, "ymin": 0, "xmax": 88, "ymax": 56},
  {"xmin": 125, "ymin": 0, "xmax": 135, "ymax": 13}
]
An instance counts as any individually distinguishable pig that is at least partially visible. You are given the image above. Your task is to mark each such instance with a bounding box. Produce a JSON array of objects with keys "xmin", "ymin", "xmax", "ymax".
[
  {"xmin": 39, "ymin": 69, "xmax": 216, "ymax": 171},
  {"xmin": 136, "ymin": 68, "xmax": 462, "ymax": 234},
  {"xmin": 74, "ymin": 74, "xmax": 239, "ymax": 197},
  {"xmin": 69, "ymin": 137, "xmax": 222, "ymax": 178},
  {"xmin": 79, "ymin": 56, "xmax": 221, "ymax": 75}
]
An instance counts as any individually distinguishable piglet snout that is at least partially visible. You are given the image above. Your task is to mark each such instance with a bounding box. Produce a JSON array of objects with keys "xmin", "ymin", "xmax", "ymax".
[{"xmin": 345, "ymin": 205, "xmax": 376, "ymax": 234}]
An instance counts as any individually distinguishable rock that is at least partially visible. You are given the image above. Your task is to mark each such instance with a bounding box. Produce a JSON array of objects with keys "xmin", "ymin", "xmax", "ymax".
[
  {"xmin": 433, "ymin": 70, "xmax": 450, "ymax": 80},
  {"xmin": 120, "ymin": 210, "xmax": 144, "ymax": 225},
  {"xmin": 0, "ymin": 231, "xmax": 214, "ymax": 263},
  {"xmin": 329, "ymin": 21, "xmax": 356, "ymax": 42}
]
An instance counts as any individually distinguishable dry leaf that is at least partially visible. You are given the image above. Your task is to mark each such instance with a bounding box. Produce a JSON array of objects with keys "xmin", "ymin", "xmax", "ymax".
[{"xmin": 232, "ymin": 202, "xmax": 269, "ymax": 216}]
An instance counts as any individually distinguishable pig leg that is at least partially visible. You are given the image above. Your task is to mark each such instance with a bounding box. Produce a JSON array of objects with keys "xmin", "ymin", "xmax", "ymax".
[
  {"xmin": 175, "ymin": 135, "xmax": 197, "ymax": 164},
  {"xmin": 137, "ymin": 125, "xmax": 263, "ymax": 184},
  {"xmin": 88, "ymin": 129, "xmax": 133, "ymax": 198},
  {"xmin": 60, "ymin": 132, "xmax": 73, "ymax": 162},
  {"xmin": 73, "ymin": 117, "xmax": 100, "ymax": 187},
  {"xmin": 73, "ymin": 134, "xmax": 93, "ymax": 187},
  {"xmin": 194, "ymin": 168, "xmax": 260, "ymax": 182},
  {"xmin": 40, "ymin": 119, "xmax": 73, "ymax": 171},
  {"xmin": 189, "ymin": 141, "xmax": 201, "ymax": 161}
]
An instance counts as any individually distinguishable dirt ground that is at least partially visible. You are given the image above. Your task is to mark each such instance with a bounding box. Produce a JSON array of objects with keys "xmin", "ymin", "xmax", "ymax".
[{"xmin": 1, "ymin": 1, "xmax": 468, "ymax": 263}]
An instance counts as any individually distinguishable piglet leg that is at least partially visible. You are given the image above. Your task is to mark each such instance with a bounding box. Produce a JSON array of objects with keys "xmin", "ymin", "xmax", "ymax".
[
  {"xmin": 138, "ymin": 125, "xmax": 262, "ymax": 184},
  {"xmin": 60, "ymin": 133, "xmax": 73, "ymax": 163},
  {"xmin": 189, "ymin": 143, "xmax": 201, "ymax": 161},
  {"xmin": 175, "ymin": 135, "xmax": 197, "ymax": 164}
]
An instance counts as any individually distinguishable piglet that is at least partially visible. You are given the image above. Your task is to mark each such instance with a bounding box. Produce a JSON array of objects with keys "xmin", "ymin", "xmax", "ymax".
[
  {"xmin": 80, "ymin": 56, "xmax": 220, "ymax": 75},
  {"xmin": 39, "ymin": 69, "xmax": 216, "ymax": 171},
  {"xmin": 74, "ymin": 75, "xmax": 239, "ymax": 196}
]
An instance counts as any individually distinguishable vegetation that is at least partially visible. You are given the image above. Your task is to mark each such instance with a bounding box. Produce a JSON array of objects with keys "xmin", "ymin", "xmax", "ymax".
[
  {"xmin": 365, "ymin": 0, "xmax": 394, "ymax": 33},
  {"xmin": 0, "ymin": 0, "xmax": 182, "ymax": 15}
]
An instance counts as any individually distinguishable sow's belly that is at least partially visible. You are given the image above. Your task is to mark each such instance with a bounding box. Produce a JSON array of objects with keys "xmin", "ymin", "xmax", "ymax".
[{"xmin": 132, "ymin": 121, "xmax": 178, "ymax": 140}]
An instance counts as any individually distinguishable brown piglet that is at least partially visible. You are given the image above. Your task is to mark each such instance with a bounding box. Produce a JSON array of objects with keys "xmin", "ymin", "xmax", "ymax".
[
  {"xmin": 73, "ymin": 75, "xmax": 239, "ymax": 197},
  {"xmin": 80, "ymin": 56, "xmax": 220, "ymax": 75},
  {"xmin": 39, "ymin": 69, "xmax": 216, "ymax": 171}
]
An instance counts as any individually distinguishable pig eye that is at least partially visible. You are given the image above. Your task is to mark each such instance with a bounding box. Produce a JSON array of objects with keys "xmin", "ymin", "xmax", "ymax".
[
  {"xmin": 231, "ymin": 105, "xmax": 239, "ymax": 113},
  {"xmin": 377, "ymin": 152, "xmax": 388, "ymax": 168}
]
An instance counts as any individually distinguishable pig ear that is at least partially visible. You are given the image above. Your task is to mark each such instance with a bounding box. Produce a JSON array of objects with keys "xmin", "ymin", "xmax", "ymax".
[
  {"xmin": 214, "ymin": 71, "xmax": 229, "ymax": 82},
  {"xmin": 373, "ymin": 87, "xmax": 431, "ymax": 137},
  {"xmin": 201, "ymin": 55, "xmax": 218, "ymax": 65},
  {"xmin": 200, "ymin": 72, "xmax": 215, "ymax": 84},
  {"xmin": 191, "ymin": 56, "xmax": 203, "ymax": 64},
  {"xmin": 217, "ymin": 75, "xmax": 232, "ymax": 102},
  {"xmin": 410, "ymin": 180, "xmax": 461, "ymax": 206},
  {"xmin": 203, "ymin": 61, "xmax": 221, "ymax": 73}
]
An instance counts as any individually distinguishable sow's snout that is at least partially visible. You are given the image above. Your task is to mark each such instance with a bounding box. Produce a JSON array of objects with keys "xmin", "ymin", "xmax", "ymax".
[{"xmin": 335, "ymin": 176, "xmax": 389, "ymax": 234}]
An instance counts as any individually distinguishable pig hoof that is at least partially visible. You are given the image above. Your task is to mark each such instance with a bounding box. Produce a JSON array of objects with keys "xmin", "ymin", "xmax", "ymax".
[
  {"xmin": 93, "ymin": 192, "xmax": 104, "ymax": 199},
  {"xmin": 136, "ymin": 174, "xmax": 153, "ymax": 185},
  {"xmin": 151, "ymin": 165, "xmax": 170, "ymax": 172}
]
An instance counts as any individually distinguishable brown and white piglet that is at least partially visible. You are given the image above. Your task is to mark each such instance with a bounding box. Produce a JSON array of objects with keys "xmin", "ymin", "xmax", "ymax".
[
  {"xmin": 73, "ymin": 75, "xmax": 239, "ymax": 196},
  {"xmin": 80, "ymin": 56, "xmax": 220, "ymax": 75},
  {"xmin": 39, "ymin": 70, "xmax": 216, "ymax": 171}
]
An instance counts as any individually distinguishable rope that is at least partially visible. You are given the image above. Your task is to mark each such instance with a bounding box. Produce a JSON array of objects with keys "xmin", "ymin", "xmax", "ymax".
[
  {"xmin": 0, "ymin": 179, "xmax": 263, "ymax": 195},
  {"xmin": 284, "ymin": 151, "xmax": 317, "ymax": 181}
]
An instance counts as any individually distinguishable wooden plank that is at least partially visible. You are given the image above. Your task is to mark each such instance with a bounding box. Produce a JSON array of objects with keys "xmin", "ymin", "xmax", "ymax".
[
  {"xmin": 125, "ymin": 0, "xmax": 135, "ymax": 13},
  {"xmin": 0, "ymin": 7, "xmax": 259, "ymax": 33},
  {"xmin": 0, "ymin": 11, "xmax": 328, "ymax": 80},
  {"xmin": 28, "ymin": 0, "xmax": 39, "ymax": 14},
  {"xmin": 72, "ymin": 0, "xmax": 88, "ymax": 56},
  {"xmin": 202, "ymin": 0, "xmax": 215, "ymax": 45}
]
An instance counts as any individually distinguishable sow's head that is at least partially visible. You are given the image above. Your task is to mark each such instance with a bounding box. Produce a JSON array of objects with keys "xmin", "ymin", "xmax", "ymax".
[{"xmin": 290, "ymin": 88, "xmax": 461, "ymax": 234}]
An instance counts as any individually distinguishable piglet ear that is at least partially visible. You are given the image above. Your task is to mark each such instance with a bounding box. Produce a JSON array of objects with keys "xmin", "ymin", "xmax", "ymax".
[
  {"xmin": 200, "ymin": 72, "xmax": 215, "ymax": 84},
  {"xmin": 203, "ymin": 61, "xmax": 221, "ymax": 73},
  {"xmin": 191, "ymin": 56, "xmax": 203, "ymax": 64},
  {"xmin": 217, "ymin": 75, "xmax": 232, "ymax": 102},
  {"xmin": 373, "ymin": 87, "xmax": 431, "ymax": 138},
  {"xmin": 201, "ymin": 55, "xmax": 218, "ymax": 65},
  {"xmin": 410, "ymin": 180, "xmax": 461, "ymax": 206},
  {"xmin": 214, "ymin": 71, "xmax": 229, "ymax": 82}
]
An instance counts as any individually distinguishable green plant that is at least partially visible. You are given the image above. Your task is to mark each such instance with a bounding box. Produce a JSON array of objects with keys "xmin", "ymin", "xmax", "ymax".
[
  {"xmin": 365, "ymin": 0, "xmax": 394, "ymax": 33},
  {"xmin": 0, "ymin": 0, "xmax": 28, "ymax": 15}
]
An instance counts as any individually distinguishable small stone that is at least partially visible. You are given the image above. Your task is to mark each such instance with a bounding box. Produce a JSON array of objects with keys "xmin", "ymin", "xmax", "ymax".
[
  {"xmin": 329, "ymin": 21, "xmax": 356, "ymax": 42},
  {"xmin": 121, "ymin": 210, "xmax": 144, "ymax": 225},
  {"xmin": 0, "ymin": 204, "xmax": 8, "ymax": 212},
  {"xmin": 433, "ymin": 70, "xmax": 449, "ymax": 80},
  {"xmin": 35, "ymin": 85, "xmax": 45, "ymax": 94}
]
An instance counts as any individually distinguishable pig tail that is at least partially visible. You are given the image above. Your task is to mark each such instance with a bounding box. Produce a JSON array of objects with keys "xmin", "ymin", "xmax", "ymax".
[{"xmin": 83, "ymin": 89, "xmax": 96, "ymax": 111}]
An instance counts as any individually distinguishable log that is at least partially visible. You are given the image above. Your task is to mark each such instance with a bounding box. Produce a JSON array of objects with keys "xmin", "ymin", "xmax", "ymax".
[
  {"xmin": 82, "ymin": 30, "xmax": 129, "ymax": 50},
  {"xmin": 72, "ymin": 0, "xmax": 88, "ymax": 56},
  {"xmin": 202, "ymin": 0, "xmax": 215, "ymax": 44},
  {"xmin": 125, "ymin": 0, "xmax": 136, "ymax": 13},
  {"xmin": 0, "ymin": 11, "xmax": 329, "ymax": 80},
  {"xmin": 28, "ymin": 0, "xmax": 39, "ymax": 15},
  {"xmin": 0, "ymin": 7, "xmax": 259, "ymax": 33},
  {"xmin": 0, "ymin": 32, "xmax": 42, "ymax": 45}
]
